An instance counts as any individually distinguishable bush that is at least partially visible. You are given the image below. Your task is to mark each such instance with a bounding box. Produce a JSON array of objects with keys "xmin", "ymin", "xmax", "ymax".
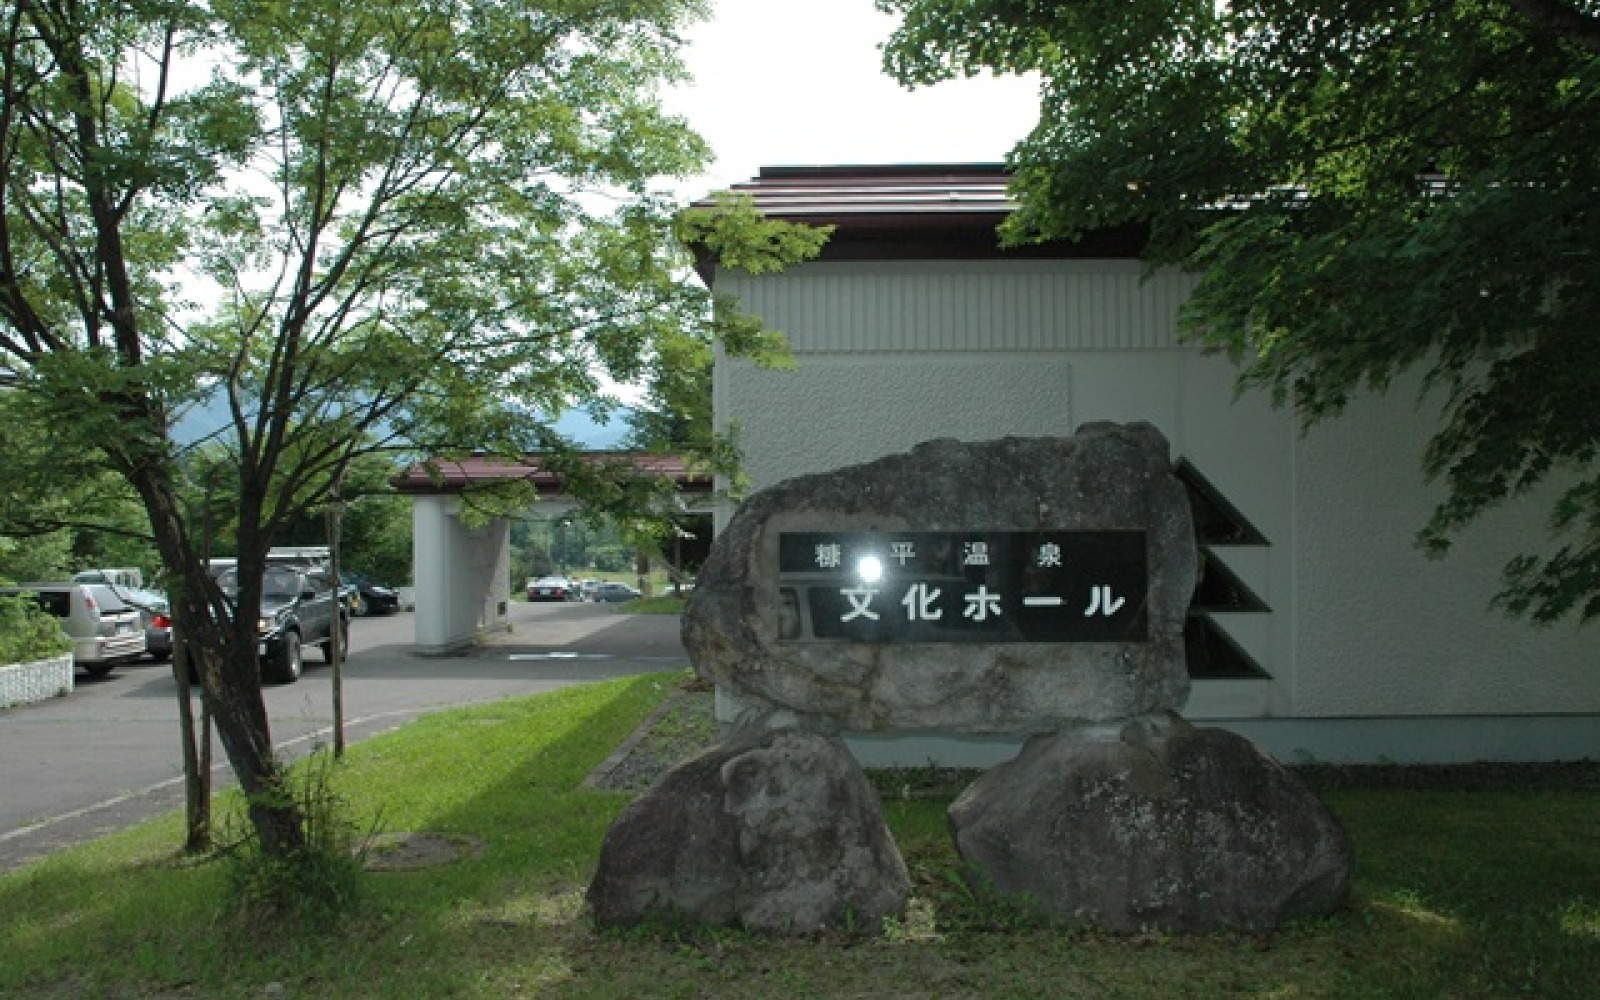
[{"xmin": 0, "ymin": 592, "xmax": 72, "ymax": 664}]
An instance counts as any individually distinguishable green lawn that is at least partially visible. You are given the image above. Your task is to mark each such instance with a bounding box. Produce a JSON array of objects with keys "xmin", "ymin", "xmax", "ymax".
[{"xmin": 2, "ymin": 673, "xmax": 1597, "ymax": 999}]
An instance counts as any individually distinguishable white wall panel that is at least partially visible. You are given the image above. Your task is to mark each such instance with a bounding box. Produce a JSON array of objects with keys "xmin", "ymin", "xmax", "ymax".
[
  {"xmin": 411, "ymin": 496, "xmax": 510, "ymax": 655},
  {"xmin": 1294, "ymin": 375, "xmax": 1600, "ymax": 716},
  {"xmin": 721, "ymin": 354, "xmax": 1076, "ymax": 489},
  {"xmin": 719, "ymin": 261, "xmax": 1198, "ymax": 355}
]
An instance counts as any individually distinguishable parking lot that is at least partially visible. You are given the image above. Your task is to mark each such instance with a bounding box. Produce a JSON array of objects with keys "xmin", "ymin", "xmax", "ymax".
[{"xmin": 0, "ymin": 600, "xmax": 686, "ymax": 870}]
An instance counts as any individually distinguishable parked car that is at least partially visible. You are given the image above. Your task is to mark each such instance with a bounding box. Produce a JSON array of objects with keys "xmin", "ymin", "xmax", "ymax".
[
  {"xmin": 93, "ymin": 583, "xmax": 173, "ymax": 662},
  {"xmin": 527, "ymin": 576, "xmax": 578, "ymax": 602},
  {"xmin": 576, "ymin": 579, "xmax": 602, "ymax": 602},
  {"xmin": 591, "ymin": 581, "xmax": 642, "ymax": 604},
  {"xmin": 72, "ymin": 567, "xmax": 146, "ymax": 589},
  {"xmin": 340, "ymin": 571, "xmax": 401, "ymax": 616},
  {"xmin": 0, "ymin": 583, "xmax": 145, "ymax": 676},
  {"xmin": 214, "ymin": 564, "xmax": 347, "ymax": 684},
  {"xmin": 266, "ymin": 546, "xmax": 331, "ymax": 567}
]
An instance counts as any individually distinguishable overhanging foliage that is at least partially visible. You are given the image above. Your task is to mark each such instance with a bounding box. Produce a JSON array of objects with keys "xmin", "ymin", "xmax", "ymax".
[{"xmin": 881, "ymin": 0, "xmax": 1600, "ymax": 621}]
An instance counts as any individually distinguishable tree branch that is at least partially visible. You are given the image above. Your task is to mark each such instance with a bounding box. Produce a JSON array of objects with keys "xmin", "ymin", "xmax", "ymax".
[
  {"xmin": 0, "ymin": 511, "xmax": 154, "ymax": 543},
  {"xmin": 1505, "ymin": 0, "xmax": 1600, "ymax": 54}
]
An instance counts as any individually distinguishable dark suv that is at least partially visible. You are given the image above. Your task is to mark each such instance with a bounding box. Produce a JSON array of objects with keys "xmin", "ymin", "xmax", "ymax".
[{"xmin": 215, "ymin": 564, "xmax": 347, "ymax": 683}]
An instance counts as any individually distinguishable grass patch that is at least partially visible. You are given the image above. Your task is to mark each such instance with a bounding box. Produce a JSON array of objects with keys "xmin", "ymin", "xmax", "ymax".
[
  {"xmin": 622, "ymin": 594, "xmax": 686, "ymax": 615},
  {"xmin": 3, "ymin": 674, "xmax": 1598, "ymax": 998}
]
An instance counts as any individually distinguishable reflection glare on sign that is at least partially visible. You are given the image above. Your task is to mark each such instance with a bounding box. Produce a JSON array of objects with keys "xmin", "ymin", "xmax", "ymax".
[{"xmin": 856, "ymin": 555, "xmax": 884, "ymax": 583}]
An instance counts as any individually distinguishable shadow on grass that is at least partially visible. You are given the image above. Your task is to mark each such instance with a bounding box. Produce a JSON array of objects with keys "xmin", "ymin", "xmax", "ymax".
[
  {"xmin": 373, "ymin": 758, "xmax": 1600, "ymax": 1000},
  {"xmin": 3, "ymin": 678, "xmax": 1597, "ymax": 999}
]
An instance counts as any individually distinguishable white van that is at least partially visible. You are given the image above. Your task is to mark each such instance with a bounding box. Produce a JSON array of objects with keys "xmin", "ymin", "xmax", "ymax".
[{"xmin": 0, "ymin": 583, "xmax": 147, "ymax": 676}]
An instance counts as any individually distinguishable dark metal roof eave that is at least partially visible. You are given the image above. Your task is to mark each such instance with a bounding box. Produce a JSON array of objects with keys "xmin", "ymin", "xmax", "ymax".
[{"xmin": 688, "ymin": 163, "xmax": 1149, "ymax": 285}]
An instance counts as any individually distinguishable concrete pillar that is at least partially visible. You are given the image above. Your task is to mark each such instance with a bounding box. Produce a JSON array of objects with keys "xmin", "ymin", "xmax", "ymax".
[
  {"xmin": 473, "ymin": 518, "xmax": 511, "ymax": 636},
  {"xmin": 412, "ymin": 495, "xmax": 512, "ymax": 654},
  {"xmin": 412, "ymin": 495, "xmax": 461, "ymax": 654}
]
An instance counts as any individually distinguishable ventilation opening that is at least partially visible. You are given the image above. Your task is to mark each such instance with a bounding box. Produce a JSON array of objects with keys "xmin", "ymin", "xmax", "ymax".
[{"xmin": 1177, "ymin": 459, "xmax": 1272, "ymax": 680}]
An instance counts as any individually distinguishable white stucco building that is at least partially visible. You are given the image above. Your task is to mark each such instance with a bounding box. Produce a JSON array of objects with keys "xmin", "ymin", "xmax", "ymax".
[{"xmin": 697, "ymin": 164, "xmax": 1600, "ymax": 765}]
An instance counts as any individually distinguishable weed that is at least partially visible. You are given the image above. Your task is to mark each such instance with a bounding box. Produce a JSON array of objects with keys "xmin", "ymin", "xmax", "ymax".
[
  {"xmin": 917, "ymin": 860, "xmax": 1053, "ymax": 933},
  {"xmin": 864, "ymin": 761, "xmax": 984, "ymax": 800},
  {"xmin": 217, "ymin": 747, "xmax": 378, "ymax": 930}
]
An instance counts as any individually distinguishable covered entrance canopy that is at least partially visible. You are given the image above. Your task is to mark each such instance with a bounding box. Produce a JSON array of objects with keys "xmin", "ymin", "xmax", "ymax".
[{"xmin": 392, "ymin": 452, "xmax": 712, "ymax": 654}]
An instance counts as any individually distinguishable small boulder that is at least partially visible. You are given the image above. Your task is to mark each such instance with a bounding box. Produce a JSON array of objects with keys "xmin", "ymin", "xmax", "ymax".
[
  {"xmin": 948, "ymin": 714, "xmax": 1353, "ymax": 934},
  {"xmin": 588, "ymin": 728, "xmax": 910, "ymax": 935}
]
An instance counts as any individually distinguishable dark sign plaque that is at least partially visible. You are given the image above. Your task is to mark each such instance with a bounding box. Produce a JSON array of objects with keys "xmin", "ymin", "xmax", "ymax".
[{"xmin": 776, "ymin": 531, "xmax": 1148, "ymax": 644}]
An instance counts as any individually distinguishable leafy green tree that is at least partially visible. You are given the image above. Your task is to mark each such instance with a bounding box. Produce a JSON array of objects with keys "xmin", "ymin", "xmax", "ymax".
[
  {"xmin": 880, "ymin": 0, "xmax": 1600, "ymax": 620},
  {"xmin": 628, "ymin": 194, "xmax": 822, "ymax": 457},
  {"xmin": 0, "ymin": 393, "xmax": 157, "ymax": 581},
  {"xmin": 335, "ymin": 491, "xmax": 413, "ymax": 586},
  {"xmin": 266, "ymin": 453, "xmax": 413, "ymax": 584},
  {"xmin": 0, "ymin": 534, "xmax": 72, "ymax": 585},
  {"xmin": 1, "ymin": 0, "xmax": 820, "ymax": 860}
]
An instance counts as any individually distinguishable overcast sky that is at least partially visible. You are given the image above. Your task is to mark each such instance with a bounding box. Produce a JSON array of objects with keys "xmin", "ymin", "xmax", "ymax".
[{"xmin": 663, "ymin": 0, "xmax": 1042, "ymax": 198}]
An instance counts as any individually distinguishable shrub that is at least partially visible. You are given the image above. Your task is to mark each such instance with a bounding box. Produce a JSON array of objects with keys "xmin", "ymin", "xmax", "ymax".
[{"xmin": 0, "ymin": 592, "xmax": 72, "ymax": 664}]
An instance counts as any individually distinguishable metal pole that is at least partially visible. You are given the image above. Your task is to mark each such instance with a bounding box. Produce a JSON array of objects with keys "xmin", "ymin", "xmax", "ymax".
[{"xmin": 328, "ymin": 472, "xmax": 346, "ymax": 758}]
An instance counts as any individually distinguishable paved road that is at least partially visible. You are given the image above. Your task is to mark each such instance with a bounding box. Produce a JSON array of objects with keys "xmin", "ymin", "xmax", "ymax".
[{"xmin": 0, "ymin": 600, "xmax": 687, "ymax": 871}]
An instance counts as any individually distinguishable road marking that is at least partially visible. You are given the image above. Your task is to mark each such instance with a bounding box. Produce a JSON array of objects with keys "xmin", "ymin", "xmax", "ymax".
[{"xmin": 506, "ymin": 652, "xmax": 612, "ymax": 661}]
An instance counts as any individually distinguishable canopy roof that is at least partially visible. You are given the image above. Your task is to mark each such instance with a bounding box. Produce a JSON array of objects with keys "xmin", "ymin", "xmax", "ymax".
[{"xmin": 391, "ymin": 452, "xmax": 712, "ymax": 495}]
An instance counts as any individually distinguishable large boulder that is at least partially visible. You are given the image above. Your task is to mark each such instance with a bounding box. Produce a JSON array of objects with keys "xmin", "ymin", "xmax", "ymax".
[
  {"xmin": 683, "ymin": 423, "xmax": 1197, "ymax": 732},
  {"xmin": 587, "ymin": 728, "xmax": 910, "ymax": 935},
  {"xmin": 947, "ymin": 713, "xmax": 1354, "ymax": 934}
]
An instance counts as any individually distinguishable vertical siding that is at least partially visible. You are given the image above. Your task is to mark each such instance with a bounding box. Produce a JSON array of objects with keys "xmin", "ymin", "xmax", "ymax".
[{"xmin": 721, "ymin": 261, "xmax": 1199, "ymax": 354}]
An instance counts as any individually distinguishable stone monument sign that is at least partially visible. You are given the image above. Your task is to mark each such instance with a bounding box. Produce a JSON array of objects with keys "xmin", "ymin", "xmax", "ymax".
[
  {"xmin": 589, "ymin": 422, "xmax": 1352, "ymax": 935},
  {"xmin": 683, "ymin": 423, "xmax": 1197, "ymax": 732}
]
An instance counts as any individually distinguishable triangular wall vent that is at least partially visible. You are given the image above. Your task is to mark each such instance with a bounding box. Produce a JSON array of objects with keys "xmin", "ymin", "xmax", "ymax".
[
  {"xmin": 1176, "ymin": 459, "xmax": 1269, "ymax": 546},
  {"xmin": 1178, "ymin": 458, "xmax": 1272, "ymax": 680},
  {"xmin": 1192, "ymin": 552, "xmax": 1271, "ymax": 614},
  {"xmin": 1184, "ymin": 616, "xmax": 1271, "ymax": 680}
]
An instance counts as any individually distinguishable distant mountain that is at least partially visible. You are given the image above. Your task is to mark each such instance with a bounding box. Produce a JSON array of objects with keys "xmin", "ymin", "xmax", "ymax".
[
  {"xmin": 171, "ymin": 393, "xmax": 634, "ymax": 451},
  {"xmin": 551, "ymin": 406, "xmax": 632, "ymax": 450}
]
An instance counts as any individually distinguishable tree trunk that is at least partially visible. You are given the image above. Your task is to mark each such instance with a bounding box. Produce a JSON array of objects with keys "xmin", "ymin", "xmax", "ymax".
[
  {"xmin": 133, "ymin": 468, "xmax": 307, "ymax": 858},
  {"xmin": 171, "ymin": 627, "xmax": 210, "ymax": 853},
  {"xmin": 26, "ymin": 0, "xmax": 307, "ymax": 862},
  {"xmin": 328, "ymin": 496, "xmax": 345, "ymax": 758}
]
